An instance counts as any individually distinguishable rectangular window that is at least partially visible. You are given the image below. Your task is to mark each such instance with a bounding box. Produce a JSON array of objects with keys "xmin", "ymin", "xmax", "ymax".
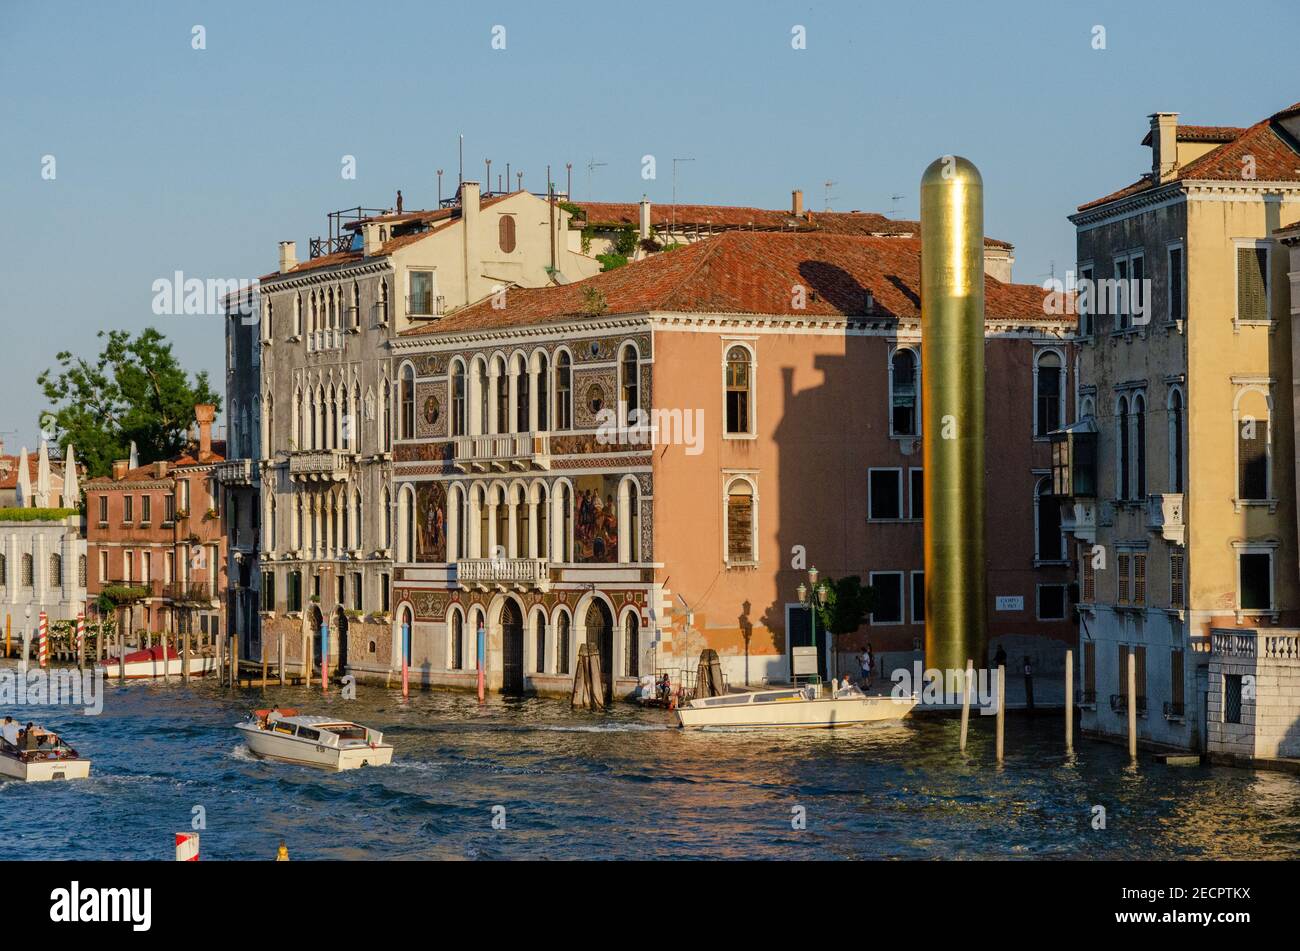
[
  {"xmin": 98, "ymin": 495, "xmax": 108, "ymax": 524},
  {"xmin": 869, "ymin": 571, "xmax": 904, "ymax": 624},
  {"xmin": 123, "ymin": 550, "xmax": 133, "ymax": 582},
  {"xmin": 868, "ymin": 469, "xmax": 902, "ymax": 520},
  {"xmin": 1135, "ymin": 645, "xmax": 1147, "ymax": 708},
  {"xmin": 909, "ymin": 468, "xmax": 923, "ymax": 519},
  {"xmin": 1170, "ymin": 649, "xmax": 1185, "ymax": 717},
  {"xmin": 179, "ymin": 480, "xmax": 190, "ymax": 513},
  {"xmin": 1167, "ymin": 246, "xmax": 1184, "ymax": 324},
  {"xmin": 142, "ymin": 551, "xmax": 151, "ymax": 583},
  {"xmin": 287, "ymin": 570, "xmax": 302, "ymax": 613},
  {"xmin": 1133, "ymin": 553, "xmax": 1146, "ymax": 606},
  {"xmin": 1037, "ymin": 584, "xmax": 1068, "ymax": 620},
  {"xmin": 141, "ymin": 495, "xmax": 151, "ymax": 524},
  {"xmin": 1117, "ymin": 553, "xmax": 1130, "ymax": 605},
  {"xmin": 1114, "ymin": 256, "xmax": 1130, "ymax": 330},
  {"xmin": 725, "ymin": 347, "xmax": 751, "ymax": 435},
  {"xmin": 1239, "ymin": 552, "xmax": 1272, "ymax": 611},
  {"xmin": 910, "ymin": 571, "xmax": 925, "ymax": 623},
  {"xmin": 1080, "ymin": 544, "xmax": 1096, "ymax": 602},
  {"xmin": 408, "ymin": 270, "xmax": 434, "ymax": 316},
  {"xmin": 164, "ymin": 493, "xmax": 176, "ymax": 523},
  {"xmin": 352, "ymin": 573, "xmax": 363, "ymax": 611},
  {"xmin": 380, "ymin": 573, "xmax": 391, "ymax": 613},
  {"xmin": 1236, "ymin": 246, "xmax": 1269, "ymax": 322},
  {"xmin": 1117, "ymin": 645, "xmax": 1129, "ymax": 700},
  {"xmin": 262, "ymin": 571, "xmax": 276, "ymax": 612},
  {"xmin": 123, "ymin": 496, "xmax": 134, "ymax": 522},
  {"xmin": 98, "ymin": 550, "xmax": 108, "ymax": 581},
  {"xmin": 1238, "ymin": 419, "xmax": 1268, "ymax": 500},
  {"xmin": 1224, "ymin": 674, "xmax": 1243, "ymax": 723},
  {"xmin": 1079, "ymin": 265, "xmax": 1095, "ymax": 337},
  {"xmin": 1170, "ymin": 550, "xmax": 1185, "ymax": 609}
]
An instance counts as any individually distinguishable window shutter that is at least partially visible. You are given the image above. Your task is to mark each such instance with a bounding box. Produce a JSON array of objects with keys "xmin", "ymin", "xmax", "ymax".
[
  {"xmin": 1237, "ymin": 247, "xmax": 1268, "ymax": 321},
  {"xmin": 727, "ymin": 490, "xmax": 754, "ymax": 562},
  {"xmin": 1170, "ymin": 550, "xmax": 1184, "ymax": 609},
  {"xmin": 1238, "ymin": 423, "xmax": 1268, "ymax": 500}
]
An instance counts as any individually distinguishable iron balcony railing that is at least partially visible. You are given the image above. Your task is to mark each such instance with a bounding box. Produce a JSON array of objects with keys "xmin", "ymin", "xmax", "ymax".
[{"xmin": 163, "ymin": 581, "xmax": 220, "ymax": 604}]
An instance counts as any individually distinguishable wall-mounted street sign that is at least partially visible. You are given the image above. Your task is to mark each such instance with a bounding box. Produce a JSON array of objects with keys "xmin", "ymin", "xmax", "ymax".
[
  {"xmin": 995, "ymin": 596, "xmax": 1024, "ymax": 612},
  {"xmin": 791, "ymin": 646, "xmax": 819, "ymax": 676}
]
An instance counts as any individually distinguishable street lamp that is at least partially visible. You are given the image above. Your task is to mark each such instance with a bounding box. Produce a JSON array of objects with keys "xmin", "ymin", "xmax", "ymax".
[{"xmin": 797, "ymin": 568, "xmax": 829, "ymax": 683}]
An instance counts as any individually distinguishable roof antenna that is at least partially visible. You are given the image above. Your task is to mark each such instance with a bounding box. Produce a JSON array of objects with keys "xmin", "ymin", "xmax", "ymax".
[
  {"xmin": 823, "ymin": 179, "xmax": 838, "ymax": 211},
  {"xmin": 889, "ymin": 193, "xmax": 905, "ymax": 218}
]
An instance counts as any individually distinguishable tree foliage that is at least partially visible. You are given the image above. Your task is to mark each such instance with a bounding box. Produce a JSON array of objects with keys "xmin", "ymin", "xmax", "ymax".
[
  {"xmin": 37, "ymin": 328, "xmax": 220, "ymax": 478},
  {"xmin": 814, "ymin": 575, "xmax": 877, "ymax": 638}
]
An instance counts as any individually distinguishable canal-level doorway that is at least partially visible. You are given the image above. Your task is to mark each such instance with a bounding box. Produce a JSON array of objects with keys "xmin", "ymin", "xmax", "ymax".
[
  {"xmin": 334, "ymin": 605, "xmax": 349, "ymax": 674},
  {"xmin": 584, "ymin": 599, "xmax": 615, "ymax": 701},
  {"xmin": 502, "ymin": 599, "xmax": 524, "ymax": 694}
]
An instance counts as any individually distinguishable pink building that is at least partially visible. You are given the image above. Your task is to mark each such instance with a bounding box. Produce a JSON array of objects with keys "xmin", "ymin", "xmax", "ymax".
[{"xmin": 388, "ymin": 230, "xmax": 1076, "ymax": 696}]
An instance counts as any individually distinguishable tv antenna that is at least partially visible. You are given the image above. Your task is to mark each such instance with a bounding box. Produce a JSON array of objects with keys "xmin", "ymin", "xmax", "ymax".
[
  {"xmin": 585, "ymin": 158, "xmax": 607, "ymax": 199},
  {"xmin": 823, "ymin": 179, "xmax": 838, "ymax": 211},
  {"xmin": 889, "ymin": 193, "xmax": 905, "ymax": 217}
]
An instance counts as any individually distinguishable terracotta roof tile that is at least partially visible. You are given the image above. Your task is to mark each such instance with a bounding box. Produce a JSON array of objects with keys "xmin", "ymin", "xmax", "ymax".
[{"xmin": 401, "ymin": 231, "xmax": 1063, "ymax": 337}]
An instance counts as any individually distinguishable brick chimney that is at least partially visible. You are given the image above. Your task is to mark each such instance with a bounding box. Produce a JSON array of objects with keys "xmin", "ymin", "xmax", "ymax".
[
  {"xmin": 278, "ymin": 240, "xmax": 297, "ymax": 274},
  {"xmin": 194, "ymin": 404, "xmax": 216, "ymax": 462},
  {"xmin": 112, "ymin": 459, "xmax": 129, "ymax": 480},
  {"xmin": 792, "ymin": 188, "xmax": 804, "ymax": 218},
  {"xmin": 1149, "ymin": 112, "xmax": 1180, "ymax": 184},
  {"xmin": 362, "ymin": 221, "xmax": 384, "ymax": 257},
  {"xmin": 153, "ymin": 460, "xmax": 169, "ymax": 478},
  {"xmin": 461, "ymin": 181, "xmax": 482, "ymax": 302}
]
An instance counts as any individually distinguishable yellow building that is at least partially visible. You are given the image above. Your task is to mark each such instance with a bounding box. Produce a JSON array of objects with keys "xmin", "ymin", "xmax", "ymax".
[{"xmin": 1062, "ymin": 102, "xmax": 1300, "ymax": 752}]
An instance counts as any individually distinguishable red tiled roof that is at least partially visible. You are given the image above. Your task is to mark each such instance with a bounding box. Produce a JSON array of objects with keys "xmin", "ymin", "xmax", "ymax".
[
  {"xmin": 1079, "ymin": 104, "xmax": 1300, "ymax": 211},
  {"xmin": 85, "ymin": 442, "xmax": 226, "ymax": 486},
  {"xmin": 0, "ymin": 455, "xmax": 68, "ymax": 492},
  {"xmin": 401, "ymin": 231, "xmax": 1064, "ymax": 337},
  {"xmin": 575, "ymin": 201, "xmax": 1014, "ymax": 248},
  {"xmin": 1140, "ymin": 124, "xmax": 1245, "ymax": 146}
]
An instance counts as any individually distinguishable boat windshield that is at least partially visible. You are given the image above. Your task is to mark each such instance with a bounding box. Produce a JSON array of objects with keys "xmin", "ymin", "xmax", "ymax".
[{"xmin": 328, "ymin": 725, "xmax": 368, "ymax": 741}]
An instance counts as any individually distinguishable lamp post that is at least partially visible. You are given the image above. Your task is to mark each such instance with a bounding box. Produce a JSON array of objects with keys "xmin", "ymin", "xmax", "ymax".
[{"xmin": 797, "ymin": 568, "xmax": 829, "ymax": 683}]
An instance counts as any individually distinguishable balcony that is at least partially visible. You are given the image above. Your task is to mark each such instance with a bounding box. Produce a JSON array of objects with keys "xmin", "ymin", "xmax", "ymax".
[
  {"xmin": 163, "ymin": 581, "xmax": 220, "ymax": 605},
  {"xmin": 213, "ymin": 459, "xmax": 254, "ymax": 486},
  {"xmin": 407, "ymin": 293, "xmax": 445, "ymax": 319},
  {"xmin": 1147, "ymin": 493, "xmax": 1185, "ymax": 544},
  {"xmin": 1061, "ymin": 499, "xmax": 1098, "ymax": 544},
  {"xmin": 453, "ymin": 432, "xmax": 550, "ymax": 472},
  {"xmin": 456, "ymin": 558, "xmax": 551, "ymax": 592},
  {"xmin": 306, "ymin": 328, "xmax": 344, "ymax": 352},
  {"xmin": 289, "ymin": 450, "xmax": 351, "ymax": 482}
]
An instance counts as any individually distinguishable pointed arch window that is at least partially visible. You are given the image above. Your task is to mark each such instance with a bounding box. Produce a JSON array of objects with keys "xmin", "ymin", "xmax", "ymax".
[
  {"xmin": 1168, "ymin": 389, "xmax": 1184, "ymax": 493},
  {"xmin": 451, "ymin": 361, "xmax": 467, "ymax": 436},
  {"xmin": 725, "ymin": 345, "xmax": 752, "ymax": 435},
  {"xmin": 620, "ymin": 343, "xmax": 640, "ymax": 426},
  {"xmin": 400, "ymin": 365, "xmax": 416, "ymax": 439},
  {"xmin": 555, "ymin": 352, "xmax": 573, "ymax": 430},
  {"xmin": 890, "ymin": 348, "xmax": 919, "ymax": 436}
]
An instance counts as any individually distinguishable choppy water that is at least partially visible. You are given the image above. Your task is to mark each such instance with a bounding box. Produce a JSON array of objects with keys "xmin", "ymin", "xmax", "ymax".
[{"xmin": 2, "ymin": 675, "xmax": 1298, "ymax": 860}]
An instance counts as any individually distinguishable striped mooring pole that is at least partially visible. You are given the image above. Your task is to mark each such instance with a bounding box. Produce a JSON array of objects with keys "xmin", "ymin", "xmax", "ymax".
[
  {"xmin": 174, "ymin": 832, "xmax": 199, "ymax": 861},
  {"xmin": 38, "ymin": 611, "xmax": 48, "ymax": 669}
]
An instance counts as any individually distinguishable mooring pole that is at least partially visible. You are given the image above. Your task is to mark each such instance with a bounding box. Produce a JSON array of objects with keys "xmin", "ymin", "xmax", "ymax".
[
  {"xmin": 182, "ymin": 627, "xmax": 190, "ymax": 684},
  {"xmin": 320, "ymin": 620, "xmax": 329, "ymax": 695},
  {"xmin": 995, "ymin": 664, "xmax": 1005, "ymax": 764},
  {"xmin": 231, "ymin": 631, "xmax": 240, "ymax": 689},
  {"xmin": 477, "ymin": 624, "xmax": 486, "ymax": 703},
  {"xmin": 278, "ymin": 629, "xmax": 286, "ymax": 686},
  {"xmin": 1065, "ymin": 648, "xmax": 1074, "ymax": 754},
  {"xmin": 959, "ymin": 658, "xmax": 973, "ymax": 752},
  {"xmin": 1128, "ymin": 647, "xmax": 1138, "ymax": 763},
  {"xmin": 401, "ymin": 621, "xmax": 410, "ymax": 700}
]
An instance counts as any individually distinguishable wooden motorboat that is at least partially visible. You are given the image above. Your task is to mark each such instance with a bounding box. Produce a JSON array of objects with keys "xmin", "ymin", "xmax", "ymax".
[
  {"xmin": 235, "ymin": 709, "xmax": 393, "ymax": 771},
  {"xmin": 676, "ymin": 683, "xmax": 917, "ymax": 729},
  {"xmin": 97, "ymin": 644, "xmax": 217, "ymax": 680},
  {"xmin": 0, "ymin": 724, "xmax": 92, "ymax": 781}
]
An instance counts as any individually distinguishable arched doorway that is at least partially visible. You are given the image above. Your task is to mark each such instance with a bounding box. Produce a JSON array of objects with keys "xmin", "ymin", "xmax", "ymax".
[
  {"xmin": 309, "ymin": 604, "xmax": 324, "ymax": 672},
  {"xmin": 501, "ymin": 599, "xmax": 524, "ymax": 694},
  {"xmin": 334, "ymin": 606, "xmax": 349, "ymax": 673},
  {"xmin": 586, "ymin": 599, "xmax": 614, "ymax": 701}
]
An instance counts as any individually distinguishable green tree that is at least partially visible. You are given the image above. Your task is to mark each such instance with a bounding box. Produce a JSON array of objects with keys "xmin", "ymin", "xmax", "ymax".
[
  {"xmin": 37, "ymin": 328, "xmax": 221, "ymax": 478},
  {"xmin": 814, "ymin": 575, "xmax": 877, "ymax": 642}
]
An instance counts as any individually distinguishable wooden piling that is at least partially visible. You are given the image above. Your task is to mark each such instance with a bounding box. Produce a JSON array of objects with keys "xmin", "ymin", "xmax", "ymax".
[
  {"xmin": 217, "ymin": 633, "xmax": 226, "ymax": 687},
  {"xmin": 995, "ymin": 664, "xmax": 1005, "ymax": 763},
  {"xmin": 959, "ymin": 658, "xmax": 973, "ymax": 752},
  {"xmin": 182, "ymin": 628, "xmax": 191, "ymax": 684},
  {"xmin": 231, "ymin": 634, "xmax": 240, "ymax": 688},
  {"xmin": 118, "ymin": 622, "xmax": 126, "ymax": 685},
  {"xmin": 278, "ymin": 629, "xmax": 286, "ymax": 687},
  {"xmin": 1065, "ymin": 648, "xmax": 1074, "ymax": 754},
  {"xmin": 1127, "ymin": 647, "xmax": 1137, "ymax": 763},
  {"xmin": 261, "ymin": 634, "xmax": 268, "ymax": 692},
  {"xmin": 161, "ymin": 631, "xmax": 170, "ymax": 684}
]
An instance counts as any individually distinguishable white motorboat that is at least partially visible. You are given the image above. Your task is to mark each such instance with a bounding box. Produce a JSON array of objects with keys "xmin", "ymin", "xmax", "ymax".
[
  {"xmin": 0, "ymin": 724, "xmax": 92, "ymax": 781},
  {"xmin": 676, "ymin": 684, "xmax": 916, "ymax": 729},
  {"xmin": 98, "ymin": 644, "xmax": 217, "ymax": 680},
  {"xmin": 235, "ymin": 709, "xmax": 394, "ymax": 771}
]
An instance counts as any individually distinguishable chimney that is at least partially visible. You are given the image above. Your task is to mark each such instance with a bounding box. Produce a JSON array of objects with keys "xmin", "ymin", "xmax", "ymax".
[
  {"xmin": 461, "ymin": 181, "xmax": 481, "ymax": 303},
  {"xmin": 792, "ymin": 189, "xmax": 804, "ymax": 218},
  {"xmin": 278, "ymin": 240, "xmax": 297, "ymax": 274},
  {"xmin": 153, "ymin": 460, "xmax": 169, "ymax": 478},
  {"xmin": 363, "ymin": 222, "xmax": 384, "ymax": 257},
  {"xmin": 112, "ymin": 459, "xmax": 129, "ymax": 481},
  {"xmin": 1149, "ymin": 112, "xmax": 1179, "ymax": 184},
  {"xmin": 194, "ymin": 404, "xmax": 216, "ymax": 462},
  {"xmin": 638, "ymin": 196, "xmax": 651, "ymax": 240}
]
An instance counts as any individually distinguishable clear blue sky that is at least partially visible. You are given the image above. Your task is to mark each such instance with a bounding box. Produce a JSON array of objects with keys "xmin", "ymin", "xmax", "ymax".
[{"xmin": 3, "ymin": 0, "xmax": 1297, "ymax": 451}]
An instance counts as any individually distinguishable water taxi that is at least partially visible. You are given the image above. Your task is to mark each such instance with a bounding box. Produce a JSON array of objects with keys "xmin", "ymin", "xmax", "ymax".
[
  {"xmin": 0, "ymin": 724, "xmax": 92, "ymax": 781},
  {"xmin": 98, "ymin": 644, "xmax": 217, "ymax": 680},
  {"xmin": 676, "ymin": 683, "xmax": 916, "ymax": 729},
  {"xmin": 235, "ymin": 709, "xmax": 394, "ymax": 771}
]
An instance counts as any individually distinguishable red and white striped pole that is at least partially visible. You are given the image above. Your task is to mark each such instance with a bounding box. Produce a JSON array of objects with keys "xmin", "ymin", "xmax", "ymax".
[
  {"xmin": 76, "ymin": 613, "xmax": 85, "ymax": 663},
  {"xmin": 38, "ymin": 611, "xmax": 48, "ymax": 669},
  {"xmin": 174, "ymin": 832, "xmax": 199, "ymax": 861}
]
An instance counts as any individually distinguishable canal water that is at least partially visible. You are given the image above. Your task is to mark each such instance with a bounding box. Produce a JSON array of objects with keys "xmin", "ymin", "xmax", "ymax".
[{"xmin": 2, "ymin": 677, "xmax": 1298, "ymax": 860}]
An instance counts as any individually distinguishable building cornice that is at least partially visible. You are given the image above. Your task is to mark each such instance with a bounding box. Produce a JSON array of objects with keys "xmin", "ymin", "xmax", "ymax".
[
  {"xmin": 1071, "ymin": 179, "xmax": 1300, "ymax": 232},
  {"xmin": 260, "ymin": 259, "xmax": 393, "ymax": 293}
]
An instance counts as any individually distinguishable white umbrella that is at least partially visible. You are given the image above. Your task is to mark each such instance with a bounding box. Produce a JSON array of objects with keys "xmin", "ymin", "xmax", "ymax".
[
  {"xmin": 62, "ymin": 444, "xmax": 79, "ymax": 506},
  {"xmin": 128, "ymin": 440, "xmax": 138, "ymax": 469},
  {"xmin": 16, "ymin": 446, "xmax": 31, "ymax": 507},
  {"xmin": 36, "ymin": 440, "xmax": 51, "ymax": 507}
]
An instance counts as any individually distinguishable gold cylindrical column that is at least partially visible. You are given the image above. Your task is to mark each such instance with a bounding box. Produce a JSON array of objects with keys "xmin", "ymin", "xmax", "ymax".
[{"xmin": 920, "ymin": 155, "xmax": 987, "ymax": 673}]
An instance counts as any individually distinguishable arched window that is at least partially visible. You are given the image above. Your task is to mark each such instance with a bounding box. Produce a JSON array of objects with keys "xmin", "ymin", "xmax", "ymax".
[
  {"xmin": 555, "ymin": 352, "xmax": 572, "ymax": 430},
  {"xmin": 294, "ymin": 293, "xmax": 303, "ymax": 336},
  {"xmin": 515, "ymin": 354, "xmax": 530, "ymax": 433},
  {"xmin": 725, "ymin": 345, "xmax": 752, "ymax": 435},
  {"xmin": 1133, "ymin": 393, "xmax": 1147, "ymax": 499},
  {"xmin": 382, "ymin": 486, "xmax": 393, "ymax": 550},
  {"xmin": 620, "ymin": 343, "xmax": 640, "ymax": 426},
  {"xmin": 534, "ymin": 611, "xmax": 547, "ymax": 673},
  {"xmin": 263, "ymin": 300, "xmax": 273, "ymax": 341},
  {"xmin": 514, "ymin": 484, "xmax": 528, "ymax": 558},
  {"xmin": 556, "ymin": 611, "xmax": 571, "ymax": 675},
  {"xmin": 400, "ymin": 487, "xmax": 417, "ymax": 563},
  {"xmin": 725, "ymin": 477, "xmax": 756, "ymax": 564},
  {"xmin": 78, "ymin": 554, "xmax": 86, "ymax": 587},
  {"xmin": 890, "ymin": 348, "xmax": 918, "ymax": 436},
  {"xmin": 1035, "ymin": 350, "xmax": 1064, "ymax": 437},
  {"xmin": 49, "ymin": 553, "xmax": 62, "ymax": 589},
  {"xmin": 351, "ymin": 489, "xmax": 362, "ymax": 549},
  {"xmin": 1035, "ymin": 477, "xmax": 1063, "ymax": 562},
  {"xmin": 21, "ymin": 553, "xmax": 33, "ymax": 587},
  {"xmin": 351, "ymin": 281, "xmax": 361, "ymax": 328},
  {"xmin": 535, "ymin": 352, "xmax": 550, "ymax": 431},
  {"xmin": 499, "ymin": 215, "xmax": 517, "ymax": 253},
  {"xmin": 0, "ymin": 553, "xmax": 7, "ymax": 587},
  {"xmin": 619, "ymin": 477, "xmax": 640, "ymax": 563},
  {"xmin": 449, "ymin": 609, "xmax": 464, "ymax": 670},
  {"xmin": 534, "ymin": 483, "xmax": 549, "ymax": 560},
  {"xmin": 451, "ymin": 361, "xmax": 467, "ymax": 436},
  {"xmin": 624, "ymin": 612, "xmax": 640, "ymax": 677},
  {"xmin": 1117, "ymin": 395, "xmax": 1130, "ymax": 501},
  {"xmin": 382, "ymin": 379, "xmax": 393, "ymax": 450},
  {"xmin": 310, "ymin": 291, "xmax": 318, "ymax": 332},
  {"xmin": 493, "ymin": 356, "xmax": 508, "ymax": 435},
  {"xmin": 1168, "ymin": 388, "xmax": 1184, "ymax": 493},
  {"xmin": 494, "ymin": 486, "xmax": 508, "ymax": 559},
  {"xmin": 472, "ymin": 358, "xmax": 489, "ymax": 435},
  {"xmin": 400, "ymin": 365, "xmax": 415, "ymax": 439}
]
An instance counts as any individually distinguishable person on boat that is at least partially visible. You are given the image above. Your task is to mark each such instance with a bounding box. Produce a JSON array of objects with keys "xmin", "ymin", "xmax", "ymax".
[
  {"xmin": 1, "ymin": 717, "xmax": 18, "ymax": 748},
  {"xmin": 859, "ymin": 645, "xmax": 874, "ymax": 690},
  {"xmin": 22, "ymin": 723, "xmax": 39, "ymax": 751}
]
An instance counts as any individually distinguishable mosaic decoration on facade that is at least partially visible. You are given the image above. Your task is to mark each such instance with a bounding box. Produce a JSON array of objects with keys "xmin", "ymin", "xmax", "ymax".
[
  {"xmin": 574, "ymin": 474, "xmax": 619, "ymax": 563},
  {"xmin": 415, "ymin": 481, "xmax": 448, "ymax": 563},
  {"xmin": 573, "ymin": 369, "xmax": 617, "ymax": 428},
  {"xmin": 415, "ymin": 381, "xmax": 447, "ymax": 439},
  {"xmin": 394, "ymin": 441, "xmax": 455, "ymax": 464},
  {"xmin": 572, "ymin": 333, "xmax": 651, "ymax": 364},
  {"xmin": 414, "ymin": 354, "xmax": 447, "ymax": 376}
]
